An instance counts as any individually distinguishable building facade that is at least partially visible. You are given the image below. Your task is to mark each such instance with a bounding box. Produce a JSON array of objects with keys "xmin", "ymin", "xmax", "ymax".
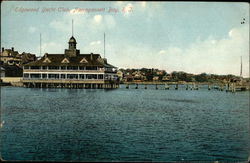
[
  {"xmin": 22, "ymin": 36, "xmax": 119, "ymax": 88},
  {"xmin": 0, "ymin": 67, "xmax": 5, "ymax": 77}
]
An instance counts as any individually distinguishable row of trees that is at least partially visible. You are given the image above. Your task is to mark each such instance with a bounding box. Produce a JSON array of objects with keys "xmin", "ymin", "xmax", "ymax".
[{"xmin": 120, "ymin": 68, "xmax": 242, "ymax": 82}]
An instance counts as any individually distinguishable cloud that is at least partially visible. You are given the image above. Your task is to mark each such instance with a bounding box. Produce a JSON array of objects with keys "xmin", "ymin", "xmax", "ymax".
[
  {"xmin": 158, "ymin": 50, "xmax": 166, "ymax": 55},
  {"xmin": 93, "ymin": 15, "xmax": 102, "ymax": 23},
  {"xmin": 156, "ymin": 24, "xmax": 249, "ymax": 77},
  {"xmin": 49, "ymin": 10, "xmax": 91, "ymax": 34},
  {"xmin": 122, "ymin": 3, "xmax": 133, "ymax": 17},
  {"xmin": 28, "ymin": 26, "xmax": 37, "ymax": 33},
  {"xmin": 108, "ymin": 24, "xmax": 249, "ymax": 77},
  {"xmin": 49, "ymin": 18, "xmax": 72, "ymax": 33},
  {"xmin": 103, "ymin": 15, "xmax": 116, "ymax": 29},
  {"xmin": 37, "ymin": 41, "xmax": 65, "ymax": 54},
  {"xmin": 140, "ymin": 2, "xmax": 147, "ymax": 8},
  {"xmin": 49, "ymin": 12, "xmax": 116, "ymax": 35},
  {"xmin": 90, "ymin": 40, "xmax": 101, "ymax": 46}
]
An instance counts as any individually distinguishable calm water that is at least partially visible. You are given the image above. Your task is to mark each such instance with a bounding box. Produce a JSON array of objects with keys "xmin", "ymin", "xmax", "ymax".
[{"xmin": 0, "ymin": 85, "xmax": 249, "ymax": 161}]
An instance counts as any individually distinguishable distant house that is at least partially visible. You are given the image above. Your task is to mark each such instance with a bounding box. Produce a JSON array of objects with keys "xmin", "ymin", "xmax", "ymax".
[
  {"xmin": 156, "ymin": 70, "xmax": 165, "ymax": 75},
  {"xmin": 153, "ymin": 76, "xmax": 159, "ymax": 81},
  {"xmin": 0, "ymin": 47, "xmax": 36, "ymax": 66},
  {"xmin": 125, "ymin": 75, "xmax": 134, "ymax": 82},
  {"xmin": 162, "ymin": 75, "xmax": 170, "ymax": 81},
  {"xmin": 117, "ymin": 70, "xmax": 123, "ymax": 80},
  {"xmin": 19, "ymin": 52, "xmax": 37, "ymax": 65}
]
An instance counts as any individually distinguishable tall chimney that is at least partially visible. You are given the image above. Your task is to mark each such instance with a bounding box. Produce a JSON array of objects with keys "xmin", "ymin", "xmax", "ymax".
[
  {"xmin": 90, "ymin": 53, "xmax": 93, "ymax": 60},
  {"xmin": 11, "ymin": 47, "xmax": 14, "ymax": 51}
]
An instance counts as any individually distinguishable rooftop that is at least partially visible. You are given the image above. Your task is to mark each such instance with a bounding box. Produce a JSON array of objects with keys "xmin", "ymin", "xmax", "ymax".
[{"xmin": 24, "ymin": 53, "xmax": 115, "ymax": 68}]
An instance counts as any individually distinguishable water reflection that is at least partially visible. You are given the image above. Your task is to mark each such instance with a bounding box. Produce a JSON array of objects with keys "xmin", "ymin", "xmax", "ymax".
[{"xmin": 0, "ymin": 87, "xmax": 249, "ymax": 162}]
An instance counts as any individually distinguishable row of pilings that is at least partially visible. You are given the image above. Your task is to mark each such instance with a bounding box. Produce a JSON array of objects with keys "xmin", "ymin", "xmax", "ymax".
[
  {"xmin": 24, "ymin": 83, "xmax": 119, "ymax": 89},
  {"xmin": 125, "ymin": 83, "xmax": 238, "ymax": 92}
]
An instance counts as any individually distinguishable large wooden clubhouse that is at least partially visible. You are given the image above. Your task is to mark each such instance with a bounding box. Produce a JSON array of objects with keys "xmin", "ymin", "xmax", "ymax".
[{"xmin": 22, "ymin": 36, "xmax": 119, "ymax": 88}]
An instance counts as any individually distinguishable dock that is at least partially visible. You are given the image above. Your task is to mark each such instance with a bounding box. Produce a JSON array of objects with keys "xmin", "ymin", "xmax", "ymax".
[{"xmin": 122, "ymin": 81, "xmax": 249, "ymax": 92}]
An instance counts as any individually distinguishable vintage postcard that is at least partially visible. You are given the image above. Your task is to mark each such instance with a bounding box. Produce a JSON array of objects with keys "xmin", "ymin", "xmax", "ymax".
[{"xmin": 0, "ymin": 1, "xmax": 249, "ymax": 162}]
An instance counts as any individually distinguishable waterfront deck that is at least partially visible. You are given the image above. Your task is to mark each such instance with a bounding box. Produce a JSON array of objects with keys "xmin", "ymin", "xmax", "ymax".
[{"xmin": 22, "ymin": 78, "xmax": 119, "ymax": 88}]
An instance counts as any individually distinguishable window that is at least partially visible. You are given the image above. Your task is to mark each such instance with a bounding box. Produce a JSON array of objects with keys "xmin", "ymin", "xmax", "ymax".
[
  {"xmin": 48, "ymin": 66, "xmax": 59, "ymax": 70},
  {"xmin": 67, "ymin": 66, "xmax": 78, "ymax": 70},
  {"xmin": 24, "ymin": 66, "xmax": 30, "ymax": 69},
  {"xmin": 30, "ymin": 74, "xmax": 41, "ymax": 78},
  {"xmin": 105, "ymin": 74, "xmax": 111, "ymax": 80},
  {"xmin": 61, "ymin": 66, "xmax": 66, "ymax": 70},
  {"xmin": 48, "ymin": 74, "xmax": 59, "ymax": 79},
  {"xmin": 86, "ymin": 74, "xmax": 97, "ymax": 79},
  {"xmin": 30, "ymin": 66, "xmax": 40, "ymax": 69},
  {"xmin": 67, "ymin": 74, "xmax": 78, "ymax": 79},
  {"xmin": 79, "ymin": 74, "xmax": 85, "ymax": 79},
  {"xmin": 79, "ymin": 66, "xmax": 85, "ymax": 70},
  {"xmin": 42, "ymin": 74, "xmax": 47, "ymax": 79},
  {"xmin": 98, "ymin": 74, "xmax": 104, "ymax": 79},
  {"xmin": 23, "ymin": 73, "xmax": 29, "ymax": 78},
  {"xmin": 86, "ymin": 66, "xmax": 97, "ymax": 70},
  {"xmin": 42, "ymin": 66, "xmax": 47, "ymax": 69},
  {"xmin": 60, "ymin": 74, "xmax": 66, "ymax": 79}
]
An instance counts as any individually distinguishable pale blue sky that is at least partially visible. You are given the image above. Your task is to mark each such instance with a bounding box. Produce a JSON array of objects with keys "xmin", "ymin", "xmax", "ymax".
[{"xmin": 1, "ymin": 1, "xmax": 249, "ymax": 77}]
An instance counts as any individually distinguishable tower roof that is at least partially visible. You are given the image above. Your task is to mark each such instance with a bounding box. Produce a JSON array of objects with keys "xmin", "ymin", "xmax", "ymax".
[{"xmin": 69, "ymin": 36, "xmax": 77, "ymax": 43}]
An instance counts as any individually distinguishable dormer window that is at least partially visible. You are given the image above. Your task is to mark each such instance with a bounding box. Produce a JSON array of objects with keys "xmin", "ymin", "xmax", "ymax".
[
  {"xmin": 43, "ymin": 57, "xmax": 51, "ymax": 63},
  {"xmin": 61, "ymin": 58, "xmax": 70, "ymax": 63},
  {"xmin": 97, "ymin": 57, "xmax": 104, "ymax": 63},
  {"xmin": 80, "ymin": 58, "xmax": 88, "ymax": 63}
]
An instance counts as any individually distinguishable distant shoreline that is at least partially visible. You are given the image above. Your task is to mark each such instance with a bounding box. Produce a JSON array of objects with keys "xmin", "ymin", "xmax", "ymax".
[{"xmin": 123, "ymin": 81, "xmax": 244, "ymax": 85}]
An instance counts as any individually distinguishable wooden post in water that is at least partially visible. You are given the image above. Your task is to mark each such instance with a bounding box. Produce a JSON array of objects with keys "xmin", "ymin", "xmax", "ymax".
[
  {"xmin": 192, "ymin": 83, "xmax": 195, "ymax": 90},
  {"xmin": 165, "ymin": 83, "xmax": 169, "ymax": 90},
  {"xmin": 145, "ymin": 84, "xmax": 147, "ymax": 89},
  {"xmin": 208, "ymin": 84, "xmax": 211, "ymax": 90},
  {"xmin": 220, "ymin": 84, "xmax": 224, "ymax": 91},
  {"xmin": 126, "ymin": 84, "xmax": 129, "ymax": 89},
  {"xmin": 135, "ymin": 84, "xmax": 138, "ymax": 89},
  {"xmin": 155, "ymin": 84, "xmax": 158, "ymax": 90},
  {"xmin": 226, "ymin": 83, "xmax": 230, "ymax": 92},
  {"xmin": 175, "ymin": 84, "xmax": 178, "ymax": 90},
  {"xmin": 196, "ymin": 84, "xmax": 199, "ymax": 90},
  {"xmin": 232, "ymin": 83, "xmax": 236, "ymax": 93}
]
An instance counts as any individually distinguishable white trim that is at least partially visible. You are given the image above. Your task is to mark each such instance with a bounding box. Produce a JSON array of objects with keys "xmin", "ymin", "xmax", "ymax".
[{"xmin": 25, "ymin": 72, "xmax": 105, "ymax": 75}]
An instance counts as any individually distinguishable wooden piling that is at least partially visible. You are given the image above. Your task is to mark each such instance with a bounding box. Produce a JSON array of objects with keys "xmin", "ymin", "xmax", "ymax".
[
  {"xmin": 175, "ymin": 84, "xmax": 178, "ymax": 90},
  {"xmin": 165, "ymin": 84, "xmax": 169, "ymax": 90},
  {"xmin": 195, "ymin": 84, "xmax": 199, "ymax": 90}
]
